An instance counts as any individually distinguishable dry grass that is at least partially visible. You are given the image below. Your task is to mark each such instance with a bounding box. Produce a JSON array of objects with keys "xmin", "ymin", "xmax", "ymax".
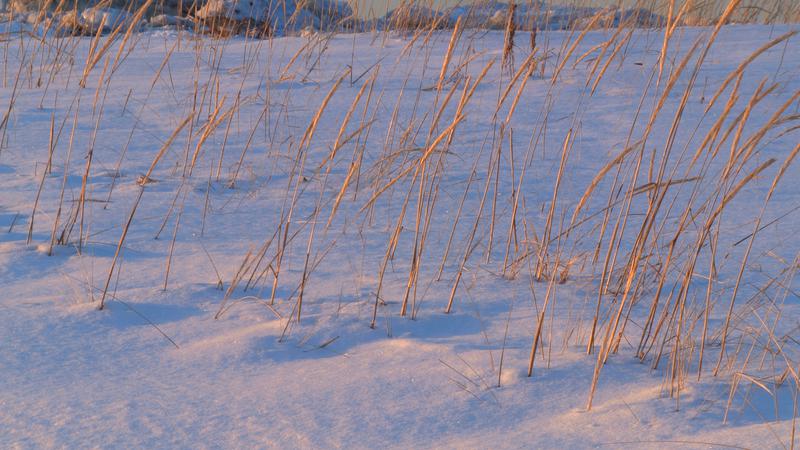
[{"xmin": 2, "ymin": 0, "xmax": 800, "ymax": 444}]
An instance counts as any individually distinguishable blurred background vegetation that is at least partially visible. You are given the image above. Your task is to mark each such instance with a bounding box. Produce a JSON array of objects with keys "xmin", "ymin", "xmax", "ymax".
[{"xmin": 350, "ymin": 0, "xmax": 799, "ymax": 22}]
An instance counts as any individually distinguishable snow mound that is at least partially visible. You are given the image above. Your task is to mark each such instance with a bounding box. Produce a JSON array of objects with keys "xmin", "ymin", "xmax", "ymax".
[
  {"xmin": 194, "ymin": 0, "xmax": 354, "ymax": 35},
  {"xmin": 2, "ymin": 0, "xmax": 671, "ymax": 36},
  {"xmin": 80, "ymin": 6, "xmax": 141, "ymax": 32},
  {"xmin": 195, "ymin": 0, "xmax": 269, "ymax": 22},
  {"xmin": 377, "ymin": 1, "xmax": 669, "ymax": 31},
  {"xmin": 283, "ymin": 7, "xmax": 320, "ymax": 33},
  {"xmin": 381, "ymin": 3, "xmax": 451, "ymax": 30},
  {"xmin": 296, "ymin": 0, "xmax": 351, "ymax": 23},
  {"xmin": 148, "ymin": 13, "xmax": 193, "ymax": 28}
]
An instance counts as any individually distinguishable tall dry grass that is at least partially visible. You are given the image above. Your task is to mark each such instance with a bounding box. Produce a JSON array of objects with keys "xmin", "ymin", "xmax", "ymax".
[{"xmin": 1, "ymin": 0, "xmax": 799, "ymax": 444}]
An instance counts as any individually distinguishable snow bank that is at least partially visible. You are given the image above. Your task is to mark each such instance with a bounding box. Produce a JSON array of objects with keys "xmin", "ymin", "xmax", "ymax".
[
  {"xmin": 194, "ymin": 0, "xmax": 355, "ymax": 35},
  {"xmin": 2, "ymin": 0, "xmax": 797, "ymax": 36},
  {"xmin": 2, "ymin": 0, "xmax": 354, "ymax": 35},
  {"xmin": 381, "ymin": 3, "xmax": 449, "ymax": 30},
  {"xmin": 296, "ymin": 0, "xmax": 351, "ymax": 23},
  {"xmin": 381, "ymin": 1, "xmax": 667, "ymax": 31},
  {"xmin": 449, "ymin": 1, "xmax": 665, "ymax": 30},
  {"xmin": 148, "ymin": 13, "xmax": 193, "ymax": 27},
  {"xmin": 80, "ymin": 6, "xmax": 141, "ymax": 32},
  {"xmin": 195, "ymin": 0, "xmax": 269, "ymax": 22}
]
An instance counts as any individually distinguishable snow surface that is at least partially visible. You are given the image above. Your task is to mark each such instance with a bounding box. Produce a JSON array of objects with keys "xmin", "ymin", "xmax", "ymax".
[{"xmin": 0, "ymin": 20, "xmax": 799, "ymax": 448}]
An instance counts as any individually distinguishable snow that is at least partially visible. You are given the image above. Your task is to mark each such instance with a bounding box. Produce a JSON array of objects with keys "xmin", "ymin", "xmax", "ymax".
[
  {"xmin": 195, "ymin": 0, "xmax": 271, "ymax": 22},
  {"xmin": 80, "ymin": 6, "xmax": 141, "ymax": 32},
  {"xmin": 0, "ymin": 0, "xmax": 672, "ymax": 36},
  {"xmin": 1, "ymin": 15, "xmax": 799, "ymax": 449},
  {"xmin": 191, "ymin": 0, "xmax": 354, "ymax": 34},
  {"xmin": 297, "ymin": 0, "xmax": 352, "ymax": 23},
  {"xmin": 446, "ymin": 2, "xmax": 666, "ymax": 31}
]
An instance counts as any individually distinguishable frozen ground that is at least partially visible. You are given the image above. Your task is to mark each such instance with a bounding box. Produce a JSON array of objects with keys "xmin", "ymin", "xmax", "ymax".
[{"xmin": 1, "ymin": 21, "xmax": 799, "ymax": 448}]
